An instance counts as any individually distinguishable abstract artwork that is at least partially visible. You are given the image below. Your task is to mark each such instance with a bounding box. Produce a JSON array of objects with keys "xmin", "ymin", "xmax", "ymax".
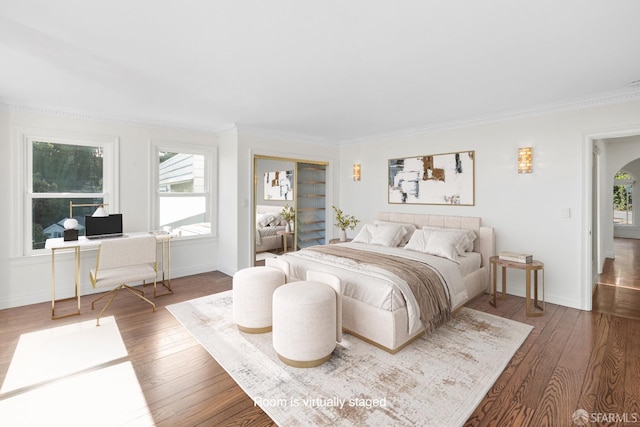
[
  {"xmin": 388, "ymin": 151, "xmax": 475, "ymax": 205},
  {"xmin": 264, "ymin": 170, "xmax": 294, "ymax": 200}
]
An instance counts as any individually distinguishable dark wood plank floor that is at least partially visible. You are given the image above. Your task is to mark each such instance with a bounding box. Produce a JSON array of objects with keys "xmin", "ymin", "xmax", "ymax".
[
  {"xmin": 593, "ymin": 238, "xmax": 640, "ymax": 321},
  {"xmin": 2, "ymin": 244, "xmax": 640, "ymax": 426}
]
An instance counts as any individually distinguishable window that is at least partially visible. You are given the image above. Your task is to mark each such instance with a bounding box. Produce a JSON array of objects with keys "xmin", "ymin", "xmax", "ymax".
[
  {"xmin": 25, "ymin": 135, "xmax": 117, "ymax": 252},
  {"xmin": 153, "ymin": 142, "xmax": 213, "ymax": 236},
  {"xmin": 613, "ymin": 170, "xmax": 634, "ymax": 225}
]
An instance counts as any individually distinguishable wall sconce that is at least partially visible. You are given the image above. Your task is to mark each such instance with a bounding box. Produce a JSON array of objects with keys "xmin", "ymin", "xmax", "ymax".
[
  {"xmin": 518, "ymin": 147, "xmax": 533, "ymax": 174},
  {"xmin": 353, "ymin": 163, "xmax": 361, "ymax": 181}
]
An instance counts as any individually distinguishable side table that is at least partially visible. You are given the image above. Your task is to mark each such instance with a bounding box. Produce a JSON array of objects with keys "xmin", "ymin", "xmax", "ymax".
[
  {"xmin": 489, "ymin": 255, "xmax": 544, "ymax": 317},
  {"xmin": 276, "ymin": 231, "xmax": 295, "ymax": 253}
]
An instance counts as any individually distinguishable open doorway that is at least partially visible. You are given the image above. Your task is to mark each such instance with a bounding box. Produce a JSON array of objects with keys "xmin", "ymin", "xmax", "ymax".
[{"xmin": 591, "ymin": 136, "xmax": 640, "ymax": 319}]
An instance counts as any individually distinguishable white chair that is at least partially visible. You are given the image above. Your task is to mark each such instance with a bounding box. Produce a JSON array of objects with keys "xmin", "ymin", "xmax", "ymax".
[{"xmin": 89, "ymin": 235, "xmax": 158, "ymax": 326}]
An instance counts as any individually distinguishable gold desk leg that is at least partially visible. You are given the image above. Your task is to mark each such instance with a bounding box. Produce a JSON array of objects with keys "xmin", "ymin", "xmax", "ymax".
[
  {"xmin": 501, "ymin": 266, "xmax": 507, "ymax": 300},
  {"xmin": 51, "ymin": 246, "xmax": 82, "ymax": 320},
  {"xmin": 154, "ymin": 238, "xmax": 173, "ymax": 298}
]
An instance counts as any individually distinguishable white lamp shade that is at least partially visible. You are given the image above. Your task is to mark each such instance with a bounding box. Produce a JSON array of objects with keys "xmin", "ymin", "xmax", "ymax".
[{"xmin": 92, "ymin": 206, "xmax": 109, "ymax": 217}]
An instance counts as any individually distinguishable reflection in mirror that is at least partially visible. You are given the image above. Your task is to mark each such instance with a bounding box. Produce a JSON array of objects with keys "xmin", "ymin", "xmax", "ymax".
[
  {"xmin": 255, "ymin": 158, "xmax": 295, "ymax": 265},
  {"xmin": 264, "ymin": 170, "xmax": 294, "ymax": 200}
]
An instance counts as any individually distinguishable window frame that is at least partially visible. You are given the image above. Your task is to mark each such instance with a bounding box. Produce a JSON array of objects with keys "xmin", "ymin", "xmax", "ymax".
[
  {"xmin": 150, "ymin": 140, "xmax": 216, "ymax": 238},
  {"xmin": 613, "ymin": 170, "xmax": 634, "ymax": 226},
  {"xmin": 21, "ymin": 131, "xmax": 118, "ymax": 256}
]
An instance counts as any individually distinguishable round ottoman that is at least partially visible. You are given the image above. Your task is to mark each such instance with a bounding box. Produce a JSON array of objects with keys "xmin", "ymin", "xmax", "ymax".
[
  {"xmin": 272, "ymin": 281, "xmax": 337, "ymax": 368},
  {"xmin": 233, "ymin": 266, "xmax": 286, "ymax": 333}
]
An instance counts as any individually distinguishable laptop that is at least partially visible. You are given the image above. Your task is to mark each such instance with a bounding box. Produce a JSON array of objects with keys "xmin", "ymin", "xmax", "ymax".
[{"xmin": 85, "ymin": 214, "xmax": 124, "ymax": 239}]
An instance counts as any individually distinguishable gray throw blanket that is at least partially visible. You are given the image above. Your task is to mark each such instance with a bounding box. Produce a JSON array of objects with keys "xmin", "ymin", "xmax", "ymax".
[{"xmin": 305, "ymin": 245, "xmax": 451, "ymax": 333}]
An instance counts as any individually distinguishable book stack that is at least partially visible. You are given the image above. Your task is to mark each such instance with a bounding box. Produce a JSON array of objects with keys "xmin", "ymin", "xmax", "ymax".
[{"xmin": 499, "ymin": 251, "xmax": 533, "ymax": 263}]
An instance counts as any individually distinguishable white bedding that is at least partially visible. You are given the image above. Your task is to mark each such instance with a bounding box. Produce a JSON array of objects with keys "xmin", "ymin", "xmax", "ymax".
[{"xmin": 282, "ymin": 242, "xmax": 472, "ymax": 335}]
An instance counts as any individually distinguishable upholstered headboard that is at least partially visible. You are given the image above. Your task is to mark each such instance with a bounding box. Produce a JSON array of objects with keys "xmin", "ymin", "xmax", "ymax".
[
  {"xmin": 257, "ymin": 204, "xmax": 284, "ymax": 215},
  {"xmin": 377, "ymin": 212, "xmax": 495, "ymax": 267}
]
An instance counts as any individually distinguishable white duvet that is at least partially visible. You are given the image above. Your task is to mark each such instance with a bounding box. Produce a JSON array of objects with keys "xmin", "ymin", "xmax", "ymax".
[{"xmin": 282, "ymin": 242, "xmax": 471, "ymax": 335}]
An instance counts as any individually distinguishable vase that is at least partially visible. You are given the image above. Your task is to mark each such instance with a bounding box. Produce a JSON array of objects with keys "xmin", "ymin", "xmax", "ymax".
[
  {"xmin": 340, "ymin": 229, "xmax": 347, "ymax": 241},
  {"xmin": 289, "ymin": 220, "xmax": 295, "ymax": 232},
  {"xmin": 285, "ymin": 223, "xmax": 291, "ymax": 233}
]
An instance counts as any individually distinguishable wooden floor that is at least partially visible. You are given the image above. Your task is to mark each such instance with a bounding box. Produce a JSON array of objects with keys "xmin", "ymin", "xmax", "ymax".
[
  {"xmin": 1, "ymin": 245, "xmax": 639, "ymax": 426},
  {"xmin": 593, "ymin": 237, "xmax": 640, "ymax": 321}
]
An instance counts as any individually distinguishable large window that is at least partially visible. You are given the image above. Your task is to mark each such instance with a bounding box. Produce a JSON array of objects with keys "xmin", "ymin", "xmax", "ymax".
[
  {"xmin": 153, "ymin": 143, "xmax": 212, "ymax": 236},
  {"xmin": 613, "ymin": 170, "xmax": 634, "ymax": 225},
  {"xmin": 26, "ymin": 136, "xmax": 116, "ymax": 252}
]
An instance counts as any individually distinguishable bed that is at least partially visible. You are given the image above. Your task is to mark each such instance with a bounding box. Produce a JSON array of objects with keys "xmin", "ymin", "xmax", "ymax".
[
  {"xmin": 277, "ymin": 212, "xmax": 495, "ymax": 353},
  {"xmin": 255, "ymin": 205, "xmax": 288, "ymax": 253}
]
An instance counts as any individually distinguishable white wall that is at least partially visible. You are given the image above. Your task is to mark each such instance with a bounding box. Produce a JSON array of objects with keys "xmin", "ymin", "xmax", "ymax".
[
  {"xmin": 1, "ymin": 107, "xmax": 218, "ymax": 309},
  {"xmin": 338, "ymin": 99, "xmax": 640, "ymax": 310}
]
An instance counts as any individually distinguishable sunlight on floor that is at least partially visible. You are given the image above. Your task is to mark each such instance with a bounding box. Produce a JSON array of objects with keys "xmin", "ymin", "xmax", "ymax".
[
  {"xmin": 1, "ymin": 316, "xmax": 127, "ymax": 393},
  {"xmin": 0, "ymin": 361, "xmax": 154, "ymax": 426},
  {"xmin": 0, "ymin": 316, "xmax": 155, "ymax": 426}
]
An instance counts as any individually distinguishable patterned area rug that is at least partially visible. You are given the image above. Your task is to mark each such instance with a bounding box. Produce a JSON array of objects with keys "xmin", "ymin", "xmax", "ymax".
[{"xmin": 167, "ymin": 291, "xmax": 533, "ymax": 427}]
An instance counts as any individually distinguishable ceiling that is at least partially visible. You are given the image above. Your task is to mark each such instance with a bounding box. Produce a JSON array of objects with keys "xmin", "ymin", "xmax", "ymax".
[{"xmin": 1, "ymin": 1, "xmax": 639, "ymax": 142}]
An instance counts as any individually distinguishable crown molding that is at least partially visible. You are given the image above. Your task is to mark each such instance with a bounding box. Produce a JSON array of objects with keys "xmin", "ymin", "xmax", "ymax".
[
  {"xmin": 339, "ymin": 89, "xmax": 640, "ymax": 145},
  {"xmin": 0, "ymin": 102, "xmax": 221, "ymax": 135}
]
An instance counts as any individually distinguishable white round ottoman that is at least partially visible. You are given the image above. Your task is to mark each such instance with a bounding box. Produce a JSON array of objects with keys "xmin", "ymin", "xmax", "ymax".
[
  {"xmin": 272, "ymin": 281, "xmax": 337, "ymax": 368},
  {"xmin": 233, "ymin": 266, "xmax": 286, "ymax": 333}
]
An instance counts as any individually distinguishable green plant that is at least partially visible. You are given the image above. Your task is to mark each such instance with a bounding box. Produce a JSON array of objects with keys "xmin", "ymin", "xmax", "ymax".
[
  {"xmin": 332, "ymin": 205, "xmax": 360, "ymax": 231},
  {"xmin": 281, "ymin": 204, "xmax": 295, "ymax": 222}
]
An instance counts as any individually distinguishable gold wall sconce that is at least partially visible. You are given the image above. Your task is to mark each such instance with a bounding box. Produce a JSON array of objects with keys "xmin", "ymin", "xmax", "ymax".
[
  {"xmin": 353, "ymin": 163, "xmax": 361, "ymax": 181},
  {"xmin": 518, "ymin": 147, "xmax": 533, "ymax": 174}
]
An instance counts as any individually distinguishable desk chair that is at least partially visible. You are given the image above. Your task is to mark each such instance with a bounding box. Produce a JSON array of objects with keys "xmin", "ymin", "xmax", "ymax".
[{"xmin": 89, "ymin": 235, "xmax": 158, "ymax": 326}]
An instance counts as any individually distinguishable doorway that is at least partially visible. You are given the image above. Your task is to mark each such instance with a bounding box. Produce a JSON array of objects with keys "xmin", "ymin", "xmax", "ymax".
[{"xmin": 589, "ymin": 134, "xmax": 640, "ymax": 316}]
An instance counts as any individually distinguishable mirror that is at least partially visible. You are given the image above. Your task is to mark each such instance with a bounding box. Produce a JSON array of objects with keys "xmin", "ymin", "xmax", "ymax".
[
  {"xmin": 253, "ymin": 156, "xmax": 328, "ymax": 266},
  {"xmin": 254, "ymin": 158, "xmax": 296, "ymax": 265}
]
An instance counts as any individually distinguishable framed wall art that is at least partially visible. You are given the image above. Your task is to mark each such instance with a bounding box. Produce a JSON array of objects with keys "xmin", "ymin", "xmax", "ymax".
[
  {"xmin": 388, "ymin": 151, "xmax": 475, "ymax": 205},
  {"xmin": 264, "ymin": 170, "xmax": 294, "ymax": 200}
]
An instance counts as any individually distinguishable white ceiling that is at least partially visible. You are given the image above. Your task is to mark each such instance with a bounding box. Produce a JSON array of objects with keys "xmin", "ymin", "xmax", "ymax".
[{"xmin": 1, "ymin": 1, "xmax": 639, "ymax": 142}]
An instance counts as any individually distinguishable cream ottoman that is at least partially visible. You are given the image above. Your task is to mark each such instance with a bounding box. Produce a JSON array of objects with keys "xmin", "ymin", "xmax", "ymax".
[
  {"xmin": 272, "ymin": 279, "xmax": 340, "ymax": 368},
  {"xmin": 233, "ymin": 266, "xmax": 286, "ymax": 333}
]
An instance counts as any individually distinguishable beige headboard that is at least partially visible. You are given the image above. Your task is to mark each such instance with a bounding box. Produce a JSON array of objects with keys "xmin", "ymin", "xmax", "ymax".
[{"xmin": 377, "ymin": 212, "xmax": 495, "ymax": 267}]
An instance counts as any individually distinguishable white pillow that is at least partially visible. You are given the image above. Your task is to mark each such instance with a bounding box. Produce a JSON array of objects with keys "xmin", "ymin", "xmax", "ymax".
[
  {"xmin": 422, "ymin": 226, "xmax": 477, "ymax": 253},
  {"xmin": 256, "ymin": 213, "xmax": 276, "ymax": 227},
  {"xmin": 373, "ymin": 220, "xmax": 417, "ymax": 246},
  {"xmin": 404, "ymin": 229, "xmax": 460, "ymax": 263},
  {"xmin": 352, "ymin": 223, "xmax": 407, "ymax": 247}
]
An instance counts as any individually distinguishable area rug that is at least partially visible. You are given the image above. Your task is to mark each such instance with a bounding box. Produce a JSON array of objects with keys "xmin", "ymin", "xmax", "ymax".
[{"xmin": 167, "ymin": 291, "xmax": 533, "ymax": 427}]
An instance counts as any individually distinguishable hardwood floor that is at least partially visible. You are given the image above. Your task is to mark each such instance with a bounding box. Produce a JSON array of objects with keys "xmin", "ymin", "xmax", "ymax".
[
  {"xmin": 1, "ymin": 262, "xmax": 639, "ymax": 426},
  {"xmin": 593, "ymin": 238, "xmax": 640, "ymax": 321}
]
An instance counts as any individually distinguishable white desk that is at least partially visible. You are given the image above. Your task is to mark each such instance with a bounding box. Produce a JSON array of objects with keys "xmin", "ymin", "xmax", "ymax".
[{"xmin": 45, "ymin": 232, "xmax": 173, "ymax": 319}]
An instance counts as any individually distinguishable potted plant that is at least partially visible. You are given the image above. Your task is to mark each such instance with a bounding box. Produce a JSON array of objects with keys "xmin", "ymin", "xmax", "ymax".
[
  {"xmin": 332, "ymin": 205, "xmax": 360, "ymax": 241},
  {"xmin": 281, "ymin": 204, "xmax": 295, "ymax": 232}
]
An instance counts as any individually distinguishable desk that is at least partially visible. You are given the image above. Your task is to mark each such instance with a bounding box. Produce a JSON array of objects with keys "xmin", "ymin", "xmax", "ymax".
[
  {"xmin": 45, "ymin": 232, "xmax": 173, "ymax": 320},
  {"xmin": 489, "ymin": 256, "xmax": 544, "ymax": 317},
  {"xmin": 276, "ymin": 231, "xmax": 295, "ymax": 253}
]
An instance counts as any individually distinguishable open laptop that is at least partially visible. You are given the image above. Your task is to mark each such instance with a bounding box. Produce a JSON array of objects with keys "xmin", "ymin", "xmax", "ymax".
[{"xmin": 85, "ymin": 214, "xmax": 124, "ymax": 240}]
